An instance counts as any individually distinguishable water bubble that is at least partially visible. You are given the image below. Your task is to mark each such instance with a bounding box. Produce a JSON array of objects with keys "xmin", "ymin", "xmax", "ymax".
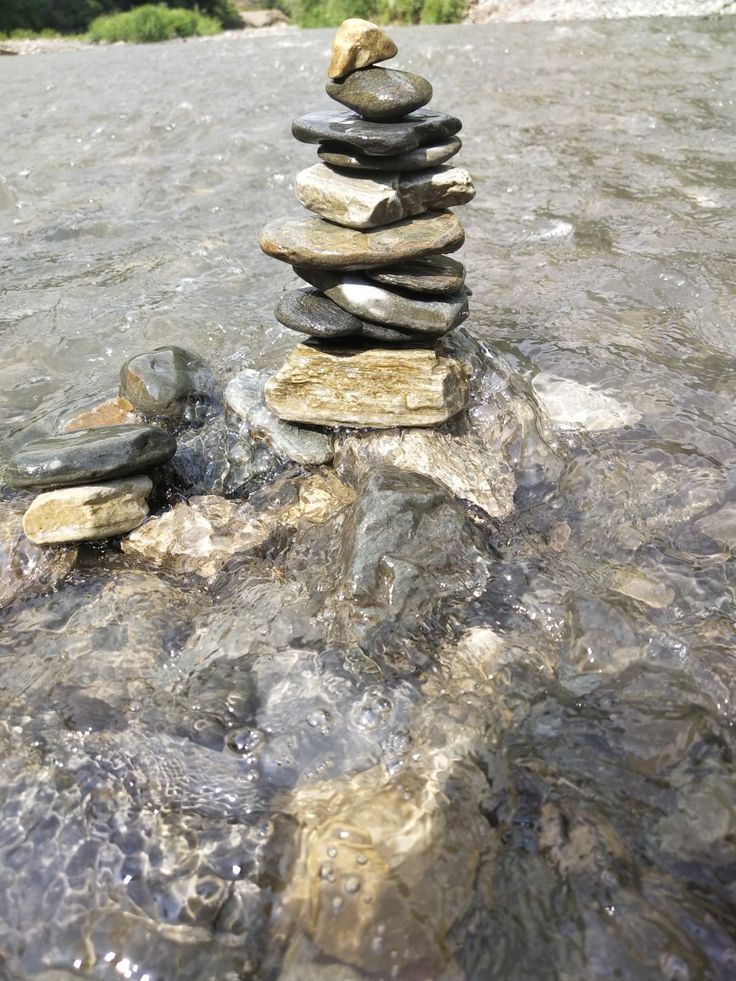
[
  {"xmin": 306, "ymin": 708, "xmax": 332, "ymax": 732},
  {"xmin": 226, "ymin": 727, "xmax": 264, "ymax": 755},
  {"xmin": 355, "ymin": 852, "xmax": 368, "ymax": 866},
  {"xmin": 319, "ymin": 863, "xmax": 336, "ymax": 883},
  {"xmin": 353, "ymin": 688, "xmax": 394, "ymax": 731},
  {"xmin": 332, "ymin": 896, "xmax": 344, "ymax": 913},
  {"xmin": 343, "ymin": 875, "xmax": 362, "ymax": 894},
  {"xmin": 326, "ymin": 846, "xmax": 338, "ymax": 859}
]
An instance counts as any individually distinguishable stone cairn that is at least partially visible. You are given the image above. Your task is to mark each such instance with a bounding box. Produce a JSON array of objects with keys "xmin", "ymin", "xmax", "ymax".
[
  {"xmin": 259, "ymin": 18, "xmax": 476, "ymax": 430},
  {"xmin": 2, "ymin": 349, "xmax": 214, "ymax": 545}
]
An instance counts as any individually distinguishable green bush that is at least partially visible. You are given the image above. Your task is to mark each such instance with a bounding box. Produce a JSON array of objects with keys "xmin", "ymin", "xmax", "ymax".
[
  {"xmin": 280, "ymin": 0, "xmax": 465, "ymax": 27},
  {"xmin": 419, "ymin": 0, "xmax": 465, "ymax": 23},
  {"xmin": 88, "ymin": 4, "xmax": 221, "ymax": 42}
]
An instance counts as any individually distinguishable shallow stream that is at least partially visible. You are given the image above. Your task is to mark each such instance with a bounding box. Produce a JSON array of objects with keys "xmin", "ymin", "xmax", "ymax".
[{"xmin": 2, "ymin": 17, "xmax": 736, "ymax": 980}]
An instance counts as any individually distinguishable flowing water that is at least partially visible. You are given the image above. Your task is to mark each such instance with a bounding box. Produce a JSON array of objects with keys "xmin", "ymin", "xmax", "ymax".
[{"xmin": 2, "ymin": 16, "xmax": 736, "ymax": 981}]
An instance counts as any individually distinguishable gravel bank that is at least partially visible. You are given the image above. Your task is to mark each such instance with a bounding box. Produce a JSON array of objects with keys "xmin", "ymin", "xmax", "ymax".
[{"xmin": 467, "ymin": 0, "xmax": 735, "ymax": 22}]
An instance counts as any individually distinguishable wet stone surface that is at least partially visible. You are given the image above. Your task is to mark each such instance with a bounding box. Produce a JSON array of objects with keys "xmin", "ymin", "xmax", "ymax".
[
  {"xmin": 318, "ymin": 135, "xmax": 463, "ymax": 171},
  {"xmin": 326, "ymin": 66, "xmax": 433, "ymax": 122},
  {"xmin": 259, "ymin": 210, "xmax": 465, "ymax": 270},
  {"xmin": 5, "ymin": 425, "xmax": 177, "ymax": 489},
  {"xmin": 2, "ymin": 16, "xmax": 736, "ymax": 981},
  {"xmin": 120, "ymin": 345, "xmax": 219, "ymax": 423},
  {"xmin": 292, "ymin": 107, "xmax": 462, "ymax": 157}
]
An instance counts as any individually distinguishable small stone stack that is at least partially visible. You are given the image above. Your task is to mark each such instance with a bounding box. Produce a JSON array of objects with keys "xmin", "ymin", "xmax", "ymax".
[
  {"xmin": 259, "ymin": 18, "xmax": 476, "ymax": 429},
  {"xmin": 5, "ymin": 425, "xmax": 176, "ymax": 546}
]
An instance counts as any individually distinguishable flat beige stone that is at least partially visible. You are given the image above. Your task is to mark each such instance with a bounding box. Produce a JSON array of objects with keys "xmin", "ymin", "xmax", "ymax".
[
  {"xmin": 23, "ymin": 476, "xmax": 152, "ymax": 545},
  {"xmin": 327, "ymin": 18, "xmax": 398, "ymax": 80},
  {"xmin": 294, "ymin": 163, "xmax": 475, "ymax": 229},
  {"xmin": 265, "ymin": 344, "xmax": 469, "ymax": 429},
  {"xmin": 259, "ymin": 211, "xmax": 464, "ymax": 271}
]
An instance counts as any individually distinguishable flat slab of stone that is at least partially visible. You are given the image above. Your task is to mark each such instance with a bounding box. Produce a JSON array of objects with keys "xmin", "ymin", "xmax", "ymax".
[
  {"xmin": 259, "ymin": 211, "xmax": 464, "ymax": 271},
  {"xmin": 265, "ymin": 343, "xmax": 469, "ymax": 429},
  {"xmin": 296, "ymin": 268, "xmax": 469, "ymax": 335},
  {"xmin": 295, "ymin": 163, "xmax": 475, "ymax": 229},
  {"xmin": 22, "ymin": 476, "xmax": 152, "ymax": 545},
  {"xmin": 366, "ymin": 255, "xmax": 466, "ymax": 295},
  {"xmin": 293, "ymin": 108, "xmax": 461, "ymax": 157},
  {"xmin": 319, "ymin": 137, "xmax": 462, "ymax": 172},
  {"xmin": 5, "ymin": 425, "xmax": 177, "ymax": 490},
  {"xmin": 276, "ymin": 288, "xmax": 428, "ymax": 342},
  {"xmin": 328, "ymin": 18, "xmax": 398, "ymax": 80},
  {"xmin": 326, "ymin": 67, "xmax": 432, "ymax": 122}
]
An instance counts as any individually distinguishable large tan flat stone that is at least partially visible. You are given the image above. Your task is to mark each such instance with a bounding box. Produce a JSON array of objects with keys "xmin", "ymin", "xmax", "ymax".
[
  {"xmin": 22, "ymin": 476, "xmax": 152, "ymax": 545},
  {"xmin": 264, "ymin": 343, "xmax": 469, "ymax": 429},
  {"xmin": 259, "ymin": 210, "xmax": 464, "ymax": 271}
]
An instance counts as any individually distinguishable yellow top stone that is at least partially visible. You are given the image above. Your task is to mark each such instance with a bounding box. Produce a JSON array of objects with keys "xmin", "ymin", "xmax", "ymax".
[{"xmin": 327, "ymin": 18, "xmax": 398, "ymax": 80}]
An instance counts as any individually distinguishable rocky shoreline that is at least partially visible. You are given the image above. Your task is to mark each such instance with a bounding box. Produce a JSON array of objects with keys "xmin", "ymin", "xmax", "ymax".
[{"xmin": 2, "ymin": 1, "xmax": 733, "ymax": 55}]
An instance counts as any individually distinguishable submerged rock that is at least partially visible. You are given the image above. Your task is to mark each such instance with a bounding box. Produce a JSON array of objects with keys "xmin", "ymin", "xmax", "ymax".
[
  {"xmin": 292, "ymin": 108, "xmax": 462, "ymax": 157},
  {"xmin": 327, "ymin": 18, "xmax": 398, "ymax": 80},
  {"xmin": 124, "ymin": 496, "xmax": 269, "ymax": 577},
  {"xmin": 259, "ymin": 210, "xmax": 465, "ymax": 271},
  {"xmin": 695, "ymin": 504, "xmax": 736, "ymax": 548},
  {"xmin": 277, "ymin": 743, "xmax": 492, "ymax": 975},
  {"xmin": 338, "ymin": 465, "xmax": 491, "ymax": 616},
  {"xmin": 319, "ymin": 136, "xmax": 462, "ymax": 172},
  {"xmin": 533, "ymin": 373, "xmax": 642, "ymax": 432},
  {"xmin": 265, "ymin": 343, "xmax": 470, "ymax": 429},
  {"xmin": 22, "ymin": 475, "xmax": 152, "ymax": 545},
  {"xmin": 326, "ymin": 66, "xmax": 432, "ymax": 122},
  {"xmin": 0, "ymin": 502, "xmax": 77, "ymax": 608},
  {"xmin": 124, "ymin": 471, "xmax": 354, "ymax": 578},
  {"xmin": 335, "ymin": 429, "xmax": 516, "ymax": 519},
  {"xmin": 120, "ymin": 345, "xmax": 218, "ymax": 423},
  {"xmin": 5, "ymin": 425, "xmax": 176, "ymax": 490}
]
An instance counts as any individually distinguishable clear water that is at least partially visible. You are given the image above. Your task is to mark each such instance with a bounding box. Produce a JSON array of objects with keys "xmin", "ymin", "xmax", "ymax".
[{"xmin": 1, "ymin": 17, "xmax": 736, "ymax": 981}]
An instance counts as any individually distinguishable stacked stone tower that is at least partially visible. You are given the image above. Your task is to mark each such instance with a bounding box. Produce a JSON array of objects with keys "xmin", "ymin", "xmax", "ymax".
[{"xmin": 259, "ymin": 18, "xmax": 475, "ymax": 429}]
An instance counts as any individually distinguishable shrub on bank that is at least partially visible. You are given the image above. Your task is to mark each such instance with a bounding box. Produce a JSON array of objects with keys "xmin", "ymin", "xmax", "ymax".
[
  {"xmin": 88, "ymin": 5, "xmax": 221, "ymax": 42},
  {"xmin": 280, "ymin": 0, "xmax": 466, "ymax": 27}
]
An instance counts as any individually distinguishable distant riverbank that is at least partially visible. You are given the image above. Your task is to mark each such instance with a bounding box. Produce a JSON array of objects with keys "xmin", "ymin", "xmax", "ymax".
[{"xmin": 2, "ymin": 0, "xmax": 734, "ymax": 54}]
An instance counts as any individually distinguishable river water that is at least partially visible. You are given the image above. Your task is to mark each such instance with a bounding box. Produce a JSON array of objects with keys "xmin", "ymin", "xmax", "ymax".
[{"xmin": 2, "ymin": 16, "xmax": 736, "ymax": 981}]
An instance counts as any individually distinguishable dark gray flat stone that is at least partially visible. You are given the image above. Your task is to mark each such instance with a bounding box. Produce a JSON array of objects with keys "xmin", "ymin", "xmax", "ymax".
[
  {"xmin": 120, "ymin": 346, "xmax": 217, "ymax": 422},
  {"xmin": 326, "ymin": 67, "xmax": 432, "ymax": 122},
  {"xmin": 293, "ymin": 107, "xmax": 461, "ymax": 157},
  {"xmin": 366, "ymin": 255, "xmax": 466, "ymax": 295},
  {"xmin": 276, "ymin": 288, "xmax": 434, "ymax": 343},
  {"xmin": 318, "ymin": 136, "xmax": 462, "ymax": 172},
  {"xmin": 5, "ymin": 425, "xmax": 177, "ymax": 490}
]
